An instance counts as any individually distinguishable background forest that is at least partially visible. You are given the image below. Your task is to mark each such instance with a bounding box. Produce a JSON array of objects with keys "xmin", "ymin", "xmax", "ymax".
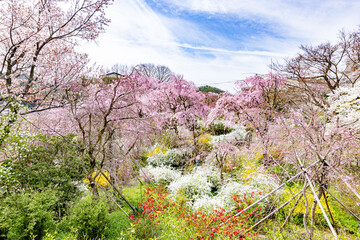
[{"xmin": 0, "ymin": 0, "xmax": 359, "ymax": 239}]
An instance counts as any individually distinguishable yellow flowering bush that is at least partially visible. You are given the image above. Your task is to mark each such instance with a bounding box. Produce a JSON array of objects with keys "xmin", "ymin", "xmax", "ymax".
[
  {"xmin": 145, "ymin": 144, "xmax": 167, "ymax": 158},
  {"xmin": 83, "ymin": 171, "xmax": 111, "ymax": 188},
  {"xmin": 254, "ymin": 150, "xmax": 264, "ymax": 163},
  {"xmin": 282, "ymin": 186, "xmax": 334, "ymax": 215},
  {"xmin": 197, "ymin": 133, "xmax": 212, "ymax": 147},
  {"xmin": 241, "ymin": 164, "xmax": 260, "ymax": 180}
]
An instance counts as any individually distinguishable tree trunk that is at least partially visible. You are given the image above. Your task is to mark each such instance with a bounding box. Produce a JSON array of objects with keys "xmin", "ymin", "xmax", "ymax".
[
  {"xmin": 88, "ymin": 172, "xmax": 99, "ymax": 196},
  {"xmin": 310, "ymin": 187, "xmax": 323, "ymax": 238},
  {"xmin": 304, "ymin": 186, "xmax": 310, "ymax": 238}
]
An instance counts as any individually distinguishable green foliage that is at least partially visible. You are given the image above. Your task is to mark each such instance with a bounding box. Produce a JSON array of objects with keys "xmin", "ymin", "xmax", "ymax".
[
  {"xmin": 121, "ymin": 184, "xmax": 145, "ymax": 212},
  {"xmin": 79, "ymin": 184, "xmax": 145, "ymax": 239},
  {"xmin": 278, "ymin": 185, "xmax": 360, "ymax": 238},
  {"xmin": 0, "ymin": 98, "xmax": 21, "ymax": 147},
  {"xmin": 258, "ymin": 219, "xmax": 357, "ymax": 240},
  {"xmin": 6, "ymin": 133, "xmax": 83, "ymax": 189},
  {"xmin": 61, "ymin": 194, "xmax": 110, "ymax": 240},
  {"xmin": 0, "ymin": 188, "xmax": 58, "ymax": 240},
  {"xmin": 208, "ymin": 121, "xmax": 233, "ymax": 136},
  {"xmin": 104, "ymin": 210, "xmax": 131, "ymax": 239},
  {"xmin": 42, "ymin": 230, "xmax": 77, "ymax": 240},
  {"xmin": 198, "ymin": 85, "xmax": 224, "ymax": 94},
  {"xmin": 328, "ymin": 196, "xmax": 360, "ymax": 237},
  {"xmin": 0, "ymin": 133, "xmax": 85, "ymax": 217}
]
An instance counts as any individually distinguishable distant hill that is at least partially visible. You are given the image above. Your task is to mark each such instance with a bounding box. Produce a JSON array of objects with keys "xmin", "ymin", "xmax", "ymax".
[{"xmin": 198, "ymin": 85, "xmax": 224, "ymax": 94}]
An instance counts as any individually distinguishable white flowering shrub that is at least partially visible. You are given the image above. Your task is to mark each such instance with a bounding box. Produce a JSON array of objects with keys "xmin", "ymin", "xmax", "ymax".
[
  {"xmin": 193, "ymin": 166, "xmax": 221, "ymax": 189},
  {"xmin": 0, "ymin": 161, "xmax": 19, "ymax": 194},
  {"xmin": 162, "ymin": 166, "xmax": 277, "ymax": 212},
  {"xmin": 249, "ymin": 173, "xmax": 280, "ymax": 193},
  {"xmin": 192, "ymin": 195, "xmax": 229, "ymax": 212},
  {"xmin": 0, "ymin": 162, "xmax": 13, "ymax": 180},
  {"xmin": 219, "ymin": 181, "xmax": 259, "ymax": 199},
  {"xmin": 146, "ymin": 166, "xmax": 182, "ymax": 185},
  {"xmin": 328, "ymin": 83, "xmax": 360, "ymax": 129},
  {"xmin": 3, "ymin": 131, "xmax": 37, "ymax": 161},
  {"xmin": 168, "ymin": 173, "xmax": 212, "ymax": 199},
  {"xmin": 192, "ymin": 181, "xmax": 262, "ymax": 212},
  {"xmin": 0, "ymin": 131, "xmax": 37, "ymax": 194},
  {"xmin": 210, "ymin": 125, "xmax": 247, "ymax": 144},
  {"xmin": 147, "ymin": 148, "xmax": 183, "ymax": 167}
]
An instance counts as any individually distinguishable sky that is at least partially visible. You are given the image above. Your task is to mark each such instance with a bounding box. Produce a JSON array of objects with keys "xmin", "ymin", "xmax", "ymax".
[{"xmin": 80, "ymin": 0, "xmax": 360, "ymax": 92}]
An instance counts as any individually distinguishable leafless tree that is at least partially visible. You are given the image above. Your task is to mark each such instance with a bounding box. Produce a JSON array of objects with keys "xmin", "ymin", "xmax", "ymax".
[
  {"xmin": 274, "ymin": 28, "xmax": 360, "ymax": 108},
  {"xmin": 136, "ymin": 63, "xmax": 174, "ymax": 83}
]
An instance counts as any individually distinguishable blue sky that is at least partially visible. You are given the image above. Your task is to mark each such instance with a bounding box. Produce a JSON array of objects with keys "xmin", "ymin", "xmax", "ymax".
[{"xmin": 81, "ymin": 0, "xmax": 360, "ymax": 91}]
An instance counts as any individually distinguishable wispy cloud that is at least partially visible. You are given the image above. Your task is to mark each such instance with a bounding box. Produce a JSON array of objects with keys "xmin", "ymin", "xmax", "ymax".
[
  {"xmin": 79, "ymin": 0, "xmax": 360, "ymax": 92},
  {"xmin": 176, "ymin": 43, "xmax": 286, "ymax": 57},
  {"xmin": 158, "ymin": 0, "xmax": 360, "ymax": 42}
]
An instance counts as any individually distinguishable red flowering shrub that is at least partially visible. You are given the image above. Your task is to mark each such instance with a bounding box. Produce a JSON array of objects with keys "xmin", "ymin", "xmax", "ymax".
[
  {"xmin": 184, "ymin": 208, "xmax": 257, "ymax": 239},
  {"xmin": 129, "ymin": 186, "xmax": 262, "ymax": 239},
  {"xmin": 129, "ymin": 186, "xmax": 170, "ymax": 239}
]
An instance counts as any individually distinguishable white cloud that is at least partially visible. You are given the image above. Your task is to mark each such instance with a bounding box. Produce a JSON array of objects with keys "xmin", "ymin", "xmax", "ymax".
[
  {"xmin": 161, "ymin": 0, "xmax": 360, "ymax": 43},
  {"xmin": 78, "ymin": 0, "xmax": 277, "ymax": 92},
  {"xmin": 106, "ymin": 0, "xmax": 176, "ymax": 48},
  {"xmin": 176, "ymin": 43, "xmax": 285, "ymax": 57},
  {"xmin": 78, "ymin": 0, "xmax": 360, "ymax": 92}
]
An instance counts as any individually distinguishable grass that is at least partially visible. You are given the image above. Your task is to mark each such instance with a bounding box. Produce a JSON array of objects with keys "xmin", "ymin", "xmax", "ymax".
[
  {"xmin": 105, "ymin": 183, "xmax": 147, "ymax": 239},
  {"xmin": 256, "ymin": 219, "xmax": 359, "ymax": 240}
]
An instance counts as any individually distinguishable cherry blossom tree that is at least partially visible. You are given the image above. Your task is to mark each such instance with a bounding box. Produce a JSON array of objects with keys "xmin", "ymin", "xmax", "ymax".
[
  {"xmin": 0, "ymin": 0, "xmax": 112, "ymax": 145},
  {"xmin": 25, "ymin": 72, "xmax": 152, "ymax": 212},
  {"xmin": 210, "ymin": 73, "xmax": 287, "ymax": 162},
  {"xmin": 142, "ymin": 75, "xmax": 209, "ymax": 145},
  {"xmin": 211, "ymin": 143, "xmax": 238, "ymax": 181},
  {"xmin": 224, "ymin": 78, "xmax": 360, "ymax": 237},
  {"xmin": 276, "ymin": 105, "xmax": 360, "ymax": 236},
  {"xmin": 62, "ymin": 72, "xmax": 155, "ymax": 194},
  {"xmin": 204, "ymin": 91, "xmax": 221, "ymax": 108}
]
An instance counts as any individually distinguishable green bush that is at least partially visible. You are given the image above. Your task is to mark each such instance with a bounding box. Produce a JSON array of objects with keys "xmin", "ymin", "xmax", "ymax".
[
  {"xmin": 0, "ymin": 133, "xmax": 85, "ymax": 217},
  {"xmin": 62, "ymin": 194, "xmax": 110, "ymax": 240},
  {"xmin": 208, "ymin": 121, "xmax": 233, "ymax": 136},
  {"xmin": 0, "ymin": 188, "xmax": 58, "ymax": 240},
  {"xmin": 147, "ymin": 148, "xmax": 184, "ymax": 167},
  {"xmin": 198, "ymin": 85, "xmax": 224, "ymax": 94},
  {"xmin": 104, "ymin": 210, "xmax": 131, "ymax": 239}
]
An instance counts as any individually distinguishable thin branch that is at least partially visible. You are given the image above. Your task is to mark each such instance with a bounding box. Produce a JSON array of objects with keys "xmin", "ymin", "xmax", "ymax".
[
  {"xmin": 281, "ymin": 183, "xmax": 307, "ymax": 229},
  {"xmin": 97, "ymin": 168, "xmax": 137, "ymax": 213},
  {"xmin": 233, "ymin": 160, "xmax": 321, "ymax": 218},
  {"xmin": 324, "ymin": 160, "xmax": 360, "ymax": 201},
  {"xmin": 321, "ymin": 186, "xmax": 360, "ymax": 222},
  {"xmin": 247, "ymin": 189, "xmax": 303, "ymax": 231},
  {"xmin": 304, "ymin": 172, "xmax": 338, "ymax": 239},
  {"xmin": 99, "ymin": 186, "xmax": 130, "ymax": 219}
]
